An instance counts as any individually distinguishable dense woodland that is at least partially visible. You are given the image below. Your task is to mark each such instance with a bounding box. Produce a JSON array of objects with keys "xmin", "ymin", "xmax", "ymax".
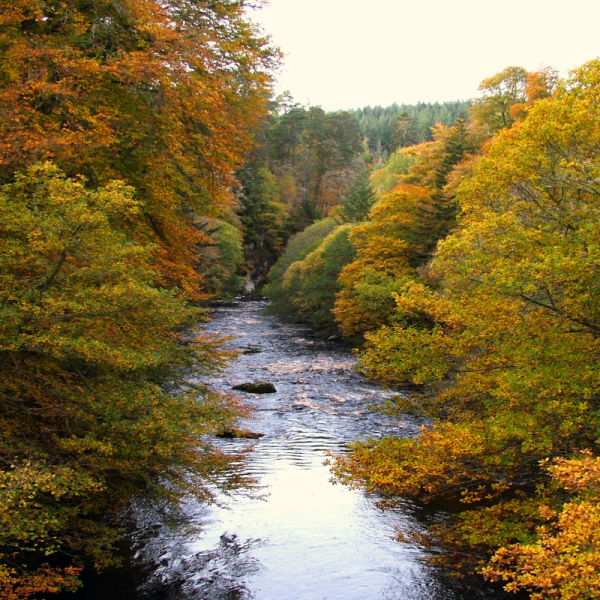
[
  {"xmin": 353, "ymin": 100, "xmax": 471, "ymax": 154},
  {"xmin": 268, "ymin": 64, "xmax": 600, "ymax": 599},
  {"xmin": 1, "ymin": 1, "xmax": 599, "ymax": 598},
  {"xmin": 0, "ymin": 0, "xmax": 275, "ymax": 596}
]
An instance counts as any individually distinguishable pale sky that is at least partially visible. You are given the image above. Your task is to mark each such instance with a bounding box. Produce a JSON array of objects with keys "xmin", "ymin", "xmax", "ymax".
[{"xmin": 248, "ymin": 0, "xmax": 600, "ymax": 111}]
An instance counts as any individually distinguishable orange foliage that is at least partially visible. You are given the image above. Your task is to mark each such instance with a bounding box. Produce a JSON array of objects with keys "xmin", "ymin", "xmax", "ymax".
[
  {"xmin": 0, "ymin": 0, "xmax": 276, "ymax": 296},
  {"xmin": 485, "ymin": 453, "xmax": 600, "ymax": 599},
  {"xmin": 333, "ymin": 185, "xmax": 427, "ymax": 336},
  {"xmin": 0, "ymin": 564, "xmax": 82, "ymax": 600},
  {"xmin": 510, "ymin": 67, "xmax": 560, "ymax": 121}
]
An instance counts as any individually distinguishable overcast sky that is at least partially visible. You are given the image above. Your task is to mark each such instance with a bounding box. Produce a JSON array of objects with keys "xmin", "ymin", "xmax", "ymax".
[{"xmin": 248, "ymin": 0, "xmax": 600, "ymax": 111}]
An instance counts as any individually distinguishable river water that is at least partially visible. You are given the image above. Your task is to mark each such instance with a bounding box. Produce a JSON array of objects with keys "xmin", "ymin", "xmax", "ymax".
[{"xmin": 72, "ymin": 299, "xmax": 515, "ymax": 600}]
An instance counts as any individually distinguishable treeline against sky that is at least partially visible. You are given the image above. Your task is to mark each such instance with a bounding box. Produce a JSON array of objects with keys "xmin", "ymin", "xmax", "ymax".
[
  {"xmin": 268, "ymin": 64, "xmax": 600, "ymax": 599},
  {"xmin": 353, "ymin": 101, "xmax": 471, "ymax": 155},
  {"xmin": 236, "ymin": 96, "xmax": 472, "ymax": 286}
]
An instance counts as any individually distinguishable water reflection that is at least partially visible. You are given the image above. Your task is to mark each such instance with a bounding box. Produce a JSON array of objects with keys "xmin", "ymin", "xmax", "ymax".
[{"xmin": 69, "ymin": 300, "xmax": 515, "ymax": 600}]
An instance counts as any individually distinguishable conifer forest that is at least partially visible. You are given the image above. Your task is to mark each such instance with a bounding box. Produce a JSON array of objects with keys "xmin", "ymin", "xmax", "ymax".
[{"xmin": 1, "ymin": 1, "xmax": 600, "ymax": 599}]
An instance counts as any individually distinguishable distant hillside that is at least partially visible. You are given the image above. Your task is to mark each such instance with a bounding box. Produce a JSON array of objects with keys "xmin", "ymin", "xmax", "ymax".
[{"xmin": 352, "ymin": 100, "xmax": 471, "ymax": 154}]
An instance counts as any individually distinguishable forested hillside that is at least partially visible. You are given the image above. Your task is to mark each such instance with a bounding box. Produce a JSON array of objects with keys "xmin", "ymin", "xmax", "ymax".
[
  {"xmin": 268, "ymin": 63, "xmax": 600, "ymax": 599},
  {"xmin": 236, "ymin": 98, "xmax": 364, "ymax": 287},
  {"xmin": 236, "ymin": 97, "xmax": 476, "ymax": 287},
  {"xmin": 352, "ymin": 101, "xmax": 471, "ymax": 155}
]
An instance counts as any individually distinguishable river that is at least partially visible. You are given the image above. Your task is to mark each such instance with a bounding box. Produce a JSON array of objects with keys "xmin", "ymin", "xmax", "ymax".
[{"xmin": 70, "ymin": 299, "xmax": 516, "ymax": 600}]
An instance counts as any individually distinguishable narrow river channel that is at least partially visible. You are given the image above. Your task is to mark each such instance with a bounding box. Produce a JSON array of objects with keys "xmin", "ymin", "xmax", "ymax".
[{"xmin": 72, "ymin": 299, "xmax": 516, "ymax": 600}]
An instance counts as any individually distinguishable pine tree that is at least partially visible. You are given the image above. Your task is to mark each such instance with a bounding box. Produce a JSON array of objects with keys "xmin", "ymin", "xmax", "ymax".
[
  {"xmin": 339, "ymin": 172, "xmax": 376, "ymax": 223},
  {"xmin": 391, "ymin": 111, "xmax": 418, "ymax": 150},
  {"xmin": 409, "ymin": 117, "xmax": 474, "ymax": 265}
]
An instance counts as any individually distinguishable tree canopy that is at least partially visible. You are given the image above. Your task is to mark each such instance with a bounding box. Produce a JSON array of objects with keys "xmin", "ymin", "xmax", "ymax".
[
  {"xmin": 334, "ymin": 60, "xmax": 600, "ymax": 598},
  {"xmin": 0, "ymin": 0, "xmax": 276, "ymax": 596},
  {"xmin": 269, "ymin": 60, "xmax": 600, "ymax": 600}
]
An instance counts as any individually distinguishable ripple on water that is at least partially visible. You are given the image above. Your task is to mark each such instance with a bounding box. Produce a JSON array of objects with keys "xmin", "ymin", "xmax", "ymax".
[{"xmin": 68, "ymin": 300, "xmax": 518, "ymax": 600}]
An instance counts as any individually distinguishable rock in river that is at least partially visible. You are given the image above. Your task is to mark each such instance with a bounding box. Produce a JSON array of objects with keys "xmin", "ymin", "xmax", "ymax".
[
  {"xmin": 232, "ymin": 381, "xmax": 277, "ymax": 394},
  {"xmin": 216, "ymin": 428, "xmax": 265, "ymax": 439}
]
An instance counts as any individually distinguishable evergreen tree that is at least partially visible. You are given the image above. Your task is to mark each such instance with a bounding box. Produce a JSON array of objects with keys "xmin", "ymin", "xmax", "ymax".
[
  {"xmin": 353, "ymin": 101, "xmax": 472, "ymax": 154},
  {"xmin": 391, "ymin": 111, "xmax": 418, "ymax": 150},
  {"xmin": 409, "ymin": 117, "xmax": 474, "ymax": 265},
  {"xmin": 339, "ymin": 172, "xmax": 376, "ymax": 223},
  {"xmin": 237, "ymin": 162, "xmax": 289, "ymax": 286}
]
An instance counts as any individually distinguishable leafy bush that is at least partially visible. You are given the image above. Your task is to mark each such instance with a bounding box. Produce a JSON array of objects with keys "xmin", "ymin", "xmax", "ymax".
[
  {"xmin": 265, "ymin": 217, "xmax": 338, "ymax": 313},
  {"xmin": 282, "ymin": 225, "xmax": 356, "ymax": 333}
]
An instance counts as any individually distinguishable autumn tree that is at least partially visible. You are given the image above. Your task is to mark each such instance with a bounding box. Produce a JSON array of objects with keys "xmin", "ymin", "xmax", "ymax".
[
  {"xmin": 470, "ymin": 66, "xmax": 528, "ymax": 133},
  {"xmin": 0, "ymin": 165, "xmax": 251, "ymax": 598},
  {"xmin": 333, "ymin": 59, "xmax": 600, "ymax": 599},
  {"xmin": 485, "ymin": 452, "xmax": 600, "ymax": 599},
  {"xmin": 331, "ymin": 116, "xmax": 483, "ymax": 338},
  {"xmin": 0, "ymin": 0, "xmax": 277, "ymax": 295},
  {"xmin": 406, "ymin": 116, "xmax": 477, "ymax": 265},
  {"xmin": 510, "ymin": 66, "xmax": 560, "ymax": 121},
  {"xmin": 332, "ymin": 185, "xmax": 427, "ymax": 337},
  {"xmin": 0, "ymin": 0, "xmax": 276, "ymax": 596}
]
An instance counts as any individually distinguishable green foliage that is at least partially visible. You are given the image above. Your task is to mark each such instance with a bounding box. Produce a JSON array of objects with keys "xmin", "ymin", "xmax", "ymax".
[
  {"xmin": 236, "ymin": 99, "xmax": 364, "ymax": 283},
  {"xmin": 265, "ymin": 218, "xmax": 338, "ymax": 313},
  {"xmin": 353, "ymin": 101, "xmax": 472, "ymax": 155},
  {"xmin": 0, "ymin": 164, "xmax": 250, "ymax": 595},
  {"xmin": 370, "ymin": 150, "xmax": 416, "ymax": 196},
  {"xmin": 391, "ymin": 111, "xmax": 418, "ymax": 149},
  {"xmin": 237, "ymin": 163, "xmax": 289, "ymax": 285},
  {"xmin": 338, "ymin": 171, "xmax": 376, "ymax": 223},
  {"xmin": 265, "ymin": 103, "xmax": 363, "ymax": 219},
  {"xmin": 282, "ymin": 225, "xmax": 356, "ymax": 332},
  {"xmin": 335, "ymin": 270, "xmax": 414, "ymax": 339},
  {"xmin": 199, "ymin": 219, "xmax": 245, "ymax": 298}
]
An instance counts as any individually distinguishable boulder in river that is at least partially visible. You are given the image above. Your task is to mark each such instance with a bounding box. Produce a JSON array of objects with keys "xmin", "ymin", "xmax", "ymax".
[{"xmin": 232, "ymin": 381, "xmax": 277, "ymax": 394}]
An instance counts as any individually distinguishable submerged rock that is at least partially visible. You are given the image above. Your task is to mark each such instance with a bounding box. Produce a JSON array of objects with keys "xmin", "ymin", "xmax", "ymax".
[
  {"xmin": 241, "ymin": 345, "xmax": 262, "ymax": 354},
  {"xmin": 216, "ymin": 428, "xmax": 265, "ymax": 439},
  {"xmin": 232, "ymin": 382, "xmax": 277, "ymax": 394}
]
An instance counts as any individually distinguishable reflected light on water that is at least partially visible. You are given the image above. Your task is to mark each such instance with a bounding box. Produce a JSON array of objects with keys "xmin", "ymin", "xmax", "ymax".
[{"xmin": 66, "ymin": 300, "xmax": 517, "ymax": 600}]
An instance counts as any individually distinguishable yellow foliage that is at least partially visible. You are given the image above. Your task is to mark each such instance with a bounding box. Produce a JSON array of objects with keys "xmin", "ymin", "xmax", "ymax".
[
  {"xmin": 485, "ymin": 454, "xmax": 600, "ymax": 599},
  {"xmin": 333, "ymin": 185, "xmax": 427, "ymax": 336},
  {"xmin": 335, "ymin": 59, "xmax": 600, "ymax": 598}
]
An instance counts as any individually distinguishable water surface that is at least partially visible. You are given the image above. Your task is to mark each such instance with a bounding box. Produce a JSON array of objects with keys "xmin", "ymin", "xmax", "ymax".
[{"xmin": 73, "ymin": 300, "xmax": 515, "ymax": 600}]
